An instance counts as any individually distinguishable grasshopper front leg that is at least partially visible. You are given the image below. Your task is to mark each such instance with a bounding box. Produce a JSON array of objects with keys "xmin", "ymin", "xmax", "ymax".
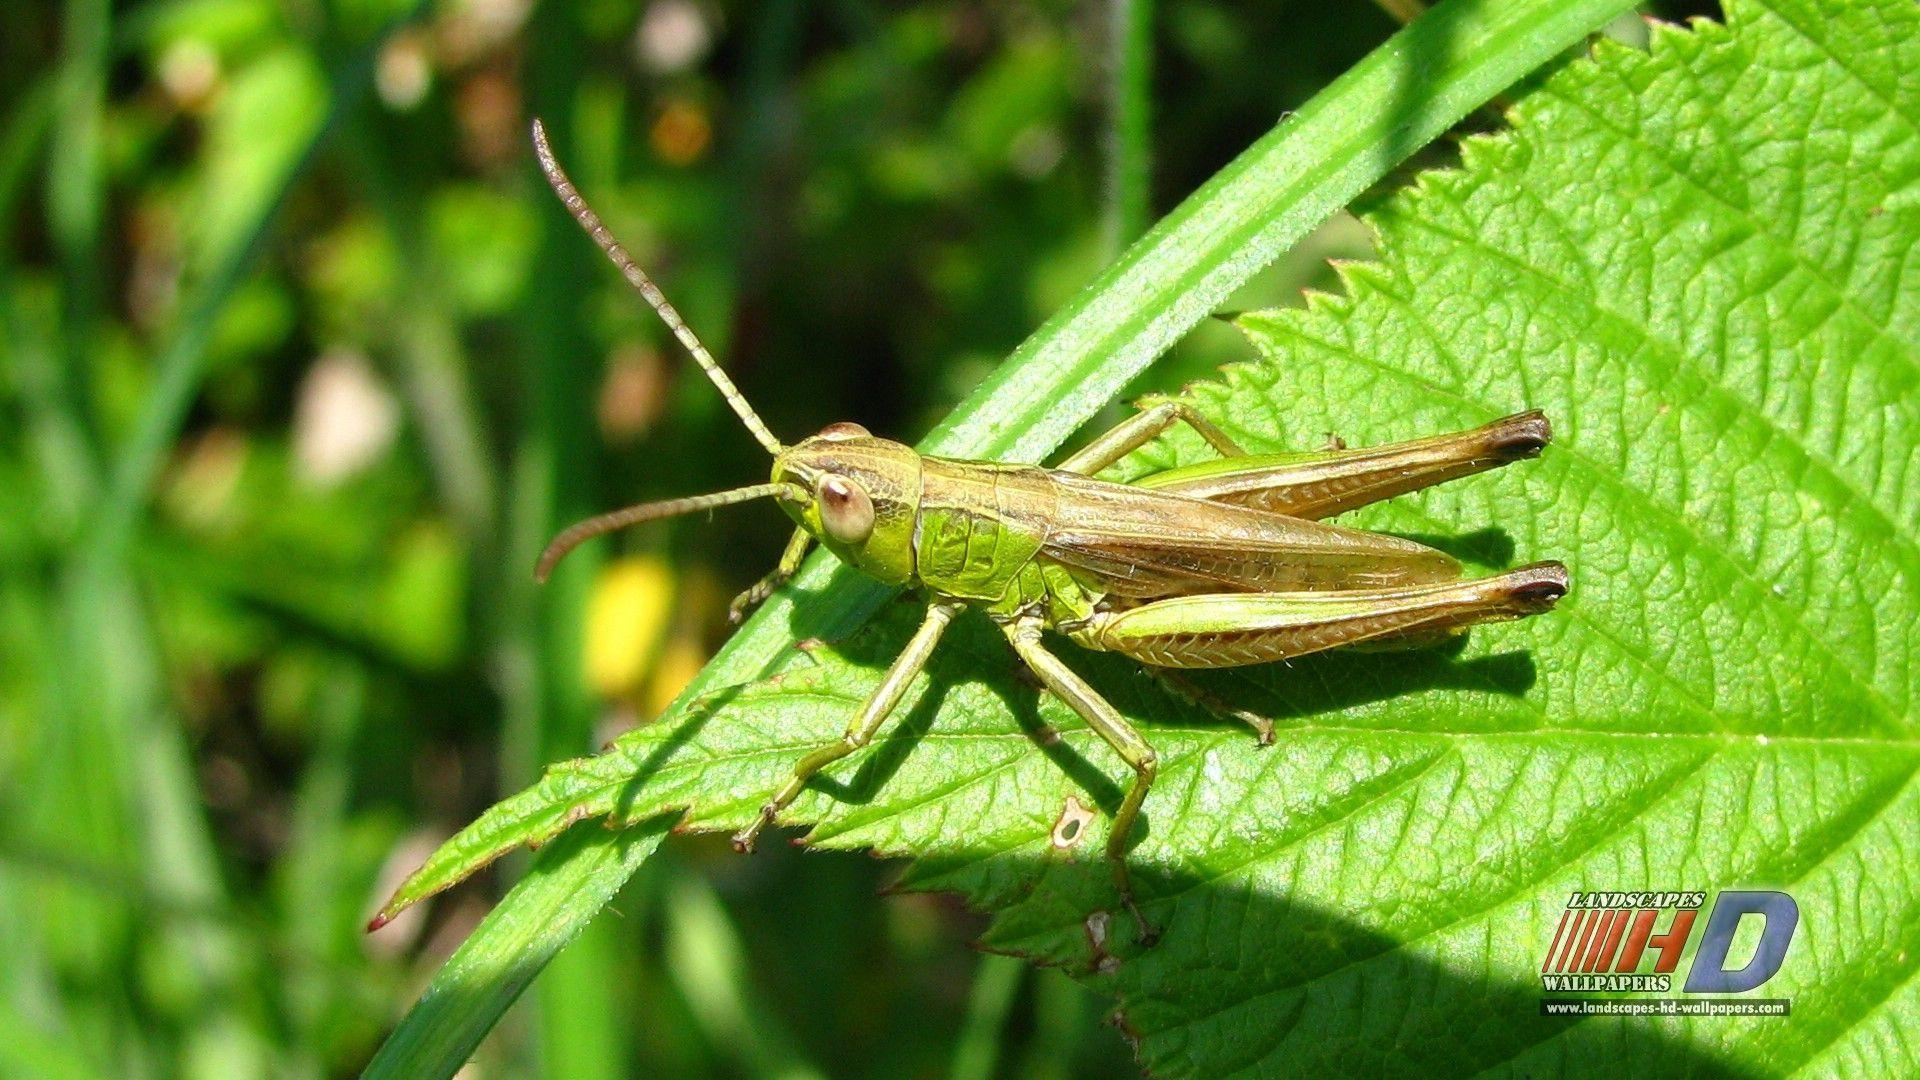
[
  {"xmin": 732, "ymin": 599, "xmax": 962, "ymax": 852},
  {"xmin": 1004, "ymin": 617, "xmax": 1161, "ymax": 945},
  {"xmin": 729, "ymin": 527, "xmax": 814, "ymax": 624}
]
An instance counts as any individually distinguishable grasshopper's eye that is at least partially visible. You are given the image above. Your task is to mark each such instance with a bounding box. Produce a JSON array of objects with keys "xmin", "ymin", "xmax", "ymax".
[
  {"xmin": 816, "ymin": 475, "xmax": 874, "ymax": 544},
  {"xmin": 817, "ymin": 421, "xmax": 870, "ymax": 441}
]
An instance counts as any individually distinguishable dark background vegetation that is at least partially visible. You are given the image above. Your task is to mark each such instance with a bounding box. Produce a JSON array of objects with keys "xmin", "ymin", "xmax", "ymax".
[{"xmin": 0, "ymin": 0, "xmax": 1702, "ymax": 1074}]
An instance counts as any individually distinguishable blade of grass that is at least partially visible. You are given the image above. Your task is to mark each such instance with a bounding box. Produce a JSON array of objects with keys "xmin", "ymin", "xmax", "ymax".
[
  {"xmin": 660, "ymin": 869, "xmax": 825, "ymax": 1080},
  {"xmin": 1101, "ymin": 0, "xmax": 1154, "ymax": 257},
  {"xmin": 346, "ymin": 118, "xmax": 500, "ymax": 540},
  {"xmin": 501, "ymin": 4, "xmax": 814, "ymax": 1074},
  {"xmin": 0, "ymin": 1010, "xmax": 102, "ymax": 1080},
  {"xmin": 534, "ymin": 913, "xmax": 630, "ymax": 1080},
  {"xmin": 278, "ymin": 662, "xmax": 374, "ymax": 1060},
  {"xmin": 49, "ymin": 0, "xmax": 109, "ymax": 467},
  {"xmin": 31, "ymin": 1, "xmax": 429, "ymax": 1068},
  {"xmin": 1, "ymin": 76, "xmax": 54, "ymax": 240},
  {"xmin": 951, "ymin": 955, "xmax": 1025, "ymax": 1080},
  {"xmin": 1025, "ymin": 969, "xmax": 1092, "ymax": 1080},
  {"xmin": 73, "ymin": 1, "xmax": 431, "ymax": 577},
  {"xmin": 370, "ymin": 0, "xmax": 1639, "ymax": 1071},
  {"xmin": 491, "ymin": 9, "xmax": 640, "ymax": 1074},
  {"xmin": 1, "ymin": 78, "xmax": 97, "ymax": 521},
  {"xmin": 363, "ymin": 820, "xmax": 667, "ymax": 1079}
]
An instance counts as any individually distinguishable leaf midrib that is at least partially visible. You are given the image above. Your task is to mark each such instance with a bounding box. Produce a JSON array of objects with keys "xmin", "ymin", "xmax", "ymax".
[
  {"xmin": 435, "ymin": 685, "xmax": 1916, "ymax": 909},
  {"xmin": 578, "ymin": 710, "xmax": 1920, "ymax": 818},
  {"xmin": 694, "ymin": 667, "xmax": 1920, "ymax": 745}
]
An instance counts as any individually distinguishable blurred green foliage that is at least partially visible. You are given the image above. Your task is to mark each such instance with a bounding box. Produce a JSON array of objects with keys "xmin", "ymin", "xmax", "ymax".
[{"xmin": 0, "ymin": 0, "xmax": 1687, "ymax": 1074}]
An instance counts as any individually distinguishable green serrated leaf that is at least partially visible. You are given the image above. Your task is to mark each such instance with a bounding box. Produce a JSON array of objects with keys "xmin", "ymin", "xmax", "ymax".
[
  {"xmin": 376, "ymin": 0, "xmax": 1642, "ymax": 928},
  {"xmin": 380, "ymin": 0, "xmax": 1920, "ymax": 1073}
]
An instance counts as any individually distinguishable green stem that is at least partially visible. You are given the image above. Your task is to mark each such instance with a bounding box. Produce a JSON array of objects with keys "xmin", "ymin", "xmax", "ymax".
[{"xmin": 361, "ymin": 821, "xmax": 667, "ymax": 1080}]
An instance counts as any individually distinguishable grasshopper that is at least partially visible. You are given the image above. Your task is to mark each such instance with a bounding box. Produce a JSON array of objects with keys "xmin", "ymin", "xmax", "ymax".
[{"xmin": 530, "ymin": 121, "xmax": 1568, "ymax": 940}]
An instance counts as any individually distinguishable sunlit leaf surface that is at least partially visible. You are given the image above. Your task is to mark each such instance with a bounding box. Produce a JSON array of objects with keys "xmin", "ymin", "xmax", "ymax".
[{"xmin": 384, "ymin": 0, "xmax": 1918, "ymax": 1073}]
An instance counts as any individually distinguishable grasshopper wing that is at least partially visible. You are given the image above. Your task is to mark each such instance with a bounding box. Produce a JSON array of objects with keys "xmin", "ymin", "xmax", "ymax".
[{"xmin": 1038, "ymin": 471, "xmax": 1460, "ymax": 597}]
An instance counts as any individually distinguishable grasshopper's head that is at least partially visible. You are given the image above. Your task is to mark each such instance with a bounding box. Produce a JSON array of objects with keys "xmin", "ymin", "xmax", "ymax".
[
  {"xmin": 528, "ymin": 121, "xmax": 921, "ymax": 597},
  {"xmin": 770, "ymin": 423, "xmax": 922, "ymax": 585}
]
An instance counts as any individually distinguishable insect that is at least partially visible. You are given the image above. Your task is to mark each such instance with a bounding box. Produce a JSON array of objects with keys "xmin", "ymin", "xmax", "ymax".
[{"xmin": 530, "ymin": 120, "xmax": 1568, "ymax": 942}]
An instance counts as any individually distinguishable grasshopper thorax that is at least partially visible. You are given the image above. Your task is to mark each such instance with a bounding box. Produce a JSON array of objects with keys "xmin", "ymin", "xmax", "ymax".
[{"xmin": 772, "ymin": 423, "xmax": 923, "ymax": 586}]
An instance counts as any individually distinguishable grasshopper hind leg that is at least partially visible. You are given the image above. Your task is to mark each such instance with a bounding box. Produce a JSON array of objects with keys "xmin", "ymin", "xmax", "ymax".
[
  {"xmin": 1081, "ymin": 562, "xmax": 1569, "ymax": 670},
  {"xmin": 1135, "ymin": 410, "xmax": 1552, "ymax": 521}
]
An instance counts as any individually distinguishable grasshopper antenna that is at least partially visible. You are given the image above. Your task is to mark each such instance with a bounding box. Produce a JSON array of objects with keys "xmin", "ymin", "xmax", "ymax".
[
  {"xmin": 536, "ymin": 483, "xmax": 806, "ymax": 583},
  {"xmin": 531, "ymin": 118, "xmax": 783, "ymax": 456}
]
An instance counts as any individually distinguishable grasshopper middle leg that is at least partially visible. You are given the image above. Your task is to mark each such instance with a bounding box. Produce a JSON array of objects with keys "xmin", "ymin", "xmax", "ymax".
[
  {"xmin": 1004, "ymin": 617, "xmax": 1161, "ymax": 944},
  {"xmin": 732, "ymin": 600, "xmax": 962, "ymax": 852}
]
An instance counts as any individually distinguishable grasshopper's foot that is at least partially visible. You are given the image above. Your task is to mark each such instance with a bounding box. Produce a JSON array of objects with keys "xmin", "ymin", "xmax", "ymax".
[
  {"xmin": 731, "ymin": 808, "xmax": 775, "ymax": 853},
  {"xmin": 1225, "ymin": 706, "xmax": 1274, "ymax": 746},
  {"xmin": 727, "ymin": 583, "xmax": 777, "ymax": 625},
  {"xmin": 1124, "ymin": 893, "xmax": 1161, "ymax": 948},
  {"xmin": 730, "ymin": 530, "xmax": 812, "ymax": 623},
  {"xmin": 1151, "ymin": 670, "xmax": 1276, "ymax": 746},
  {"xmin": 1113, "ymin": 863, "xmax": 1161, "ymax": 948}
]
